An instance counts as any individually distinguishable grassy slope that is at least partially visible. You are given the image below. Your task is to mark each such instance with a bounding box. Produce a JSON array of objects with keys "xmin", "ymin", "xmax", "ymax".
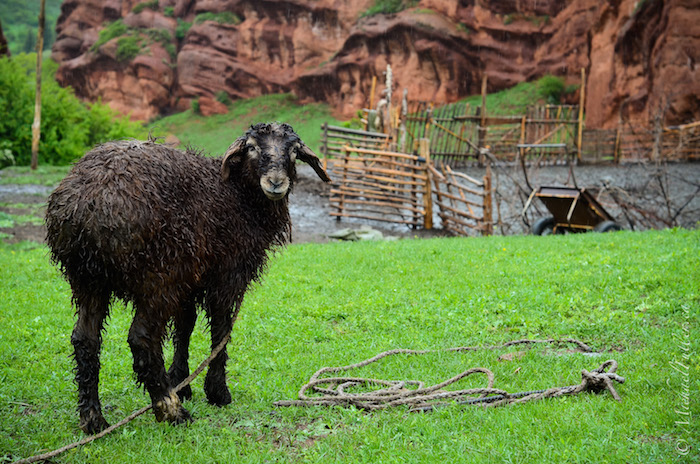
[
  {"xmin": 1, "ymin": 229, "xmax": 698, "ymax": 463},
  {"xmin": 147, "ymin": 94, "xmax": 345, "ymax": 156}
]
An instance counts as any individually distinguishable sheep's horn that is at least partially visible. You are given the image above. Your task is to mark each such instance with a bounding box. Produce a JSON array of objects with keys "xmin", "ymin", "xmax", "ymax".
[
  {"xmin": 298, "ymin": 145, "xmax": 331, "ymax": 183},
  {"xmin": 221, "ymin": 137, "xmax": 247, "ymax": 181}
]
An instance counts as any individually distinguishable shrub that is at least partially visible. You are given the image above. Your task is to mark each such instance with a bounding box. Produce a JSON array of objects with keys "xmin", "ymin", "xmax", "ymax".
[
  {"xmin": 176, "ymin": 19, "xmax": 192, "ymax": 40},
  {"xmin": 191, "ymin": 97, "xmax": 200, "ymax": 114},
  {"xmin": 361, "ymin": 0, "xmax": 418, "ymax": 17},
  {"xmin": 0, "ymin": 54, "xmax": 141, "ymax": 166},
  {"xmin": 0, "ymin": 141, "xmax": 15, "ymax": 168},
  {"xmin": 133, "ymin": 0, "xmax": 159, "ymax": 14},
  {"xmin": 215, "ymin": 91, "xmax": 232, "ymax": 106},
  {"xmin": 194, "ymin": 11, "xmax": 242, "ymax": 25},
  {"xmin": 116, "ymin": 35, "xmax": 143, "ymax": 62},
  {"xmin": 164, "ymin": 6, "xmax": 175, "ymax": 17},
  {"xmin": 537, "ymin": 75, "xmax": 565, "ymax": 104},
  {"xmin": 92, "ymin": 19, "xmax": 129, "ymax": 51}
]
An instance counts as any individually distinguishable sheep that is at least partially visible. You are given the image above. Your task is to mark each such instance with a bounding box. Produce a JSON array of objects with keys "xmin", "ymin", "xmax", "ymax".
[{"xmin": 45, "ymin": 122, "xmax": 331, "ymax": 434}]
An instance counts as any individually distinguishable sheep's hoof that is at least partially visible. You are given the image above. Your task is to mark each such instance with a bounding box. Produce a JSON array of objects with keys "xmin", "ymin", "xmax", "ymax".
[
  {"xmin": 79, "ymin": 409, "xmax": 110, "ymax": 435},
  {"xmin": 204, "ymin": 384, "xmax": 232, "ymax": 407},
  {"xmin": 154, "ymin": 391, "xmax": 193, "ymax": 425}
]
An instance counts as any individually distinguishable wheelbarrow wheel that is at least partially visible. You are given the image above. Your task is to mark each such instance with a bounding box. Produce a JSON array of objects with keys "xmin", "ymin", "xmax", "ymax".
[
  {"xmin": 532, "ymin": 216, "xmax": 556, "ymax": 235},
  {"xmin": 594, "ymin": 220, "xmax": 622, "ymax": 233}
]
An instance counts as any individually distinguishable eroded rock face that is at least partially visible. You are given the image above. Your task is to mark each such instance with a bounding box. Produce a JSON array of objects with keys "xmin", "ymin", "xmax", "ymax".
[{"xmin": 51, "ymin": 0, "xmax": 700, "ymax": 128}]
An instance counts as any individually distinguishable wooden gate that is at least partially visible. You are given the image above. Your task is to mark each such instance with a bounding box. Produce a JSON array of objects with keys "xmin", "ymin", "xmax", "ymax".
[
  {"xmin": 329, "ymin": 143, "xmax": 432, "ymax": 229},
  {"xmin": 430, "ymin": 163, "xmax": 493, "ymax": 236}
]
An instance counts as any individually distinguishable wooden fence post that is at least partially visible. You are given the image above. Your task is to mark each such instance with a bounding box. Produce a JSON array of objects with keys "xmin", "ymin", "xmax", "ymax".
[
  {"xmin": 420, "ymin": 138, "xmax": 433, "ymax": 230},
  {"xmin": 482, "ymin": 161, "xmax": 493, "ymax": 236},
  {"xmin": 577, "ymin": 67, "xmax": 586, "ymax": 162},
  {"xmin": 478, "ymin": 74, "xmax": 488, "ymax": 165}
]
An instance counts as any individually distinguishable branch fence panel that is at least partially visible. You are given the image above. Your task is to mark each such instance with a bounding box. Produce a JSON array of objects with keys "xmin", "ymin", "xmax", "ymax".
[
  {"xmin": 430, "ymin": 162, "xmax": 492, "ymax": 237},
  {"xmin": 320, "ymin": 124, "xmax": 390, "ymax": 160},
  {"xmin": 329, "ymin": 146, "xmax": 431, "ymax": 228}
]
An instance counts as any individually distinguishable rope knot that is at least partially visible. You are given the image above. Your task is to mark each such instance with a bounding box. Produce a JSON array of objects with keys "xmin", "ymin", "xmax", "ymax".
[{"xmin": 579, "ymin": 360, "xmax": 625, "ymax": 401}]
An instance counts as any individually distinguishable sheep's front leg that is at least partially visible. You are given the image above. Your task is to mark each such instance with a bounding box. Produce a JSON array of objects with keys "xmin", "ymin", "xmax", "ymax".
[
  {"xmin": 71, "ymin": 291, "xmax": 110, "ymax": 434},
  {"xmin": 168, "ymin": 302, "xmax": 197, "ymax": 401},
  {"xmin": 204, "ymin": 307, "xmax": 234, "ymax": 406},
  {"xmin": 128, "ymin": 309, "xmax": 192, "ymax": 425}
]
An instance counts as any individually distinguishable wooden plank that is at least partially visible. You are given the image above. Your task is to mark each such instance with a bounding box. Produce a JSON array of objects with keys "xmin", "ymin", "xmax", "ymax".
[
  {"xmin": 325, "ymin": 125, "xmax": 389, "ymax": 139},
  {"xmin": 330, "ymin": 211, "xmax": 421, "ymax": 226},
  {"xmin": 329, "ymin": 197, "xmax": 424, "ymax": 214},
  {"xmin": 435, "ymin": 201, "xmax": 483, "ymax": 222}
]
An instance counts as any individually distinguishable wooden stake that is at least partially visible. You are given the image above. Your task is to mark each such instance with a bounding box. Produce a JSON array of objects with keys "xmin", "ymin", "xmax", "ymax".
[
  {"xmin": 482, "ymin": 162, "xmax": 493, "ymax": 236},
  {"xmin": 30, "ymin": 0, "xmax": 46, "ymax": 171},
  {"xmin": 420, "ymin": 138, "xmax": 433, "ymax": 230},
  {"xmin": 479, "ymin": 74, "xmax": 488, "ymax": 165},
  {"xmin": 577, "ymin": 67, "xmax": 586, "ymax": 161}
]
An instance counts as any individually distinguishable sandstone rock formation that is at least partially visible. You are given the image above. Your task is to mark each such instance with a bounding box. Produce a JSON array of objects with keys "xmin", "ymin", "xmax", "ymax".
[{"xmin": 51, "ymin": 0, "xmax": 699, "ymax": 128}]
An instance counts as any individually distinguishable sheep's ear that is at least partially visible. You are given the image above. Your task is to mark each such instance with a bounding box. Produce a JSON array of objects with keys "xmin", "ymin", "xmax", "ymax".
[
  {"xmin": 221, "ymin": 137, "xmax": 246, "ymax": 181},
  {"xmin": 298, "ymin": 145, "xmax": 331, "ymax": 183}
]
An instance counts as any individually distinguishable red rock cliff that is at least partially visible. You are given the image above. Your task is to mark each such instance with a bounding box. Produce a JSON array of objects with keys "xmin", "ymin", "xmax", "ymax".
[{"xmin": 51, "ymin": 0, "xmax": 699, "ymax": 127}]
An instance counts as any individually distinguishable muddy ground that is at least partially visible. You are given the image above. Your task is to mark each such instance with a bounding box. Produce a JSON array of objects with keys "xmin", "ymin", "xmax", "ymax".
[{"xmin": 1, "ymin": 162, "xmax": 698, "ymax": 245}]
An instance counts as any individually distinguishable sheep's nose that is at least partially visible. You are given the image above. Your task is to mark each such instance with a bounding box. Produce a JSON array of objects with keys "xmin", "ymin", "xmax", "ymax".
[{"xmin": 269, "ymin": 179, "xmax": 283, "ymax": 189}]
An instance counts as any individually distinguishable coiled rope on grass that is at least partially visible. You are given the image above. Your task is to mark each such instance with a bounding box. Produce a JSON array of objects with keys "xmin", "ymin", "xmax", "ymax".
[
  {"xmin": 273, "ymin": 338, "xmax": 625, "ymax": 412},
  {"xmin": 12, "ymin": 338, "xmax": 624, "ymax": 463}
]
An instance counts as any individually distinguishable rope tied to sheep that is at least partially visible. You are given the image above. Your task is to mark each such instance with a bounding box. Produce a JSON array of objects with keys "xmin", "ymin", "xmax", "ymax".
[
  {"xmin": 11, "ymin": 332, "xmax": 231, "ymax": 464},
  {"xmin": 274, "ymin": 339, "xmax": 625, "ymax": 412}
]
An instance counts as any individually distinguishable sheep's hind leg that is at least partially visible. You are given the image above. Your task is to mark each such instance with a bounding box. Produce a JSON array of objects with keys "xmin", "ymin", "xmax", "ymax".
[
  {"xmin": 128, "ymin": 308, "xmax": 192, "ymax": 425},
  {"xmin": 204, "ymin": 307, "xmax": 234, "ymax": 406},
  {"xmin": 168, "ymin": 301, "xmax": 197, "ymax": 401},
  {"xmin": 71, "ymin": 290, "xmax": 111, "ymax": 434}
]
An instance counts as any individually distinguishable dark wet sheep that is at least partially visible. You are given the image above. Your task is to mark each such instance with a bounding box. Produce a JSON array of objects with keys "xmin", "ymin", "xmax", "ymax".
[{"xmin": 45, "ymin": 122, "xmax": 331, "ymax": 434}]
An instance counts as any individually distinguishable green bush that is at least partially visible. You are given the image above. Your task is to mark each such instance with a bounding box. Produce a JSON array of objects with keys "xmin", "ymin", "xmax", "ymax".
[
  {"xmin": 175, "ymin": 19, "xmax": 192, "ymax": 40},
  {"xmin": 92, "ymin": 19, "xmax": 129, "ymax": 51},
  {"xmin": 361, "ymin": 0, "xmax": 418, "ymax": 17},
  {"xmin": 0, "ymin": 141, "xmax": 15, "ymax": 168},
  {"xmin": 0, "ymin": 54, "xmax": 142, "ymax": 166},
  {"xmin": 190, "ymin": 97, "xmax": 200, "ymax": 114},
  {"xmin": 215, "ymin": 90, "xmax": 232, "ymax": 106},
  {"xmin": 132, "ymin": 0, "xmax": 159, "ymax": 14},
  {"xmin": 537, "ymin": 75, "xmax": 565, "ymax": 104},
  {"xmin": 115, "ymin": 35, "xmax": 143, "ymax": 62},
  {"xmin": 194, "ymin": 11, "xmax": 242, "ymax": 25}
]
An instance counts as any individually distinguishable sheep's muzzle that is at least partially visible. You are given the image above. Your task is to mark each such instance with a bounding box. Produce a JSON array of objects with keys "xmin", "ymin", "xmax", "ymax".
[{"xmin": 260, "ymin": 170, "xmax": 291, "ymax": 201}]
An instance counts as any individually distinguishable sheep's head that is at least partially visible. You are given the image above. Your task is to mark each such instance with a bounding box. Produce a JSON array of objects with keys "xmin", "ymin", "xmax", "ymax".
[{"xmin": 221, "ymin": 122, "xmax": 331, "ymax": 201}]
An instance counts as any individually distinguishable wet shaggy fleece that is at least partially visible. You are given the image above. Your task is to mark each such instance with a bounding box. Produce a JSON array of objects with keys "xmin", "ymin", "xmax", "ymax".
[{"xmin": 45, "ymin": 123, "xmax": 331, "ymax": 434}]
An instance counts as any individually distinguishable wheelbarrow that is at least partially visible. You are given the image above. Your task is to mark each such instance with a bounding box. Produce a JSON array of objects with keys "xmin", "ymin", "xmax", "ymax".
[{"xmin": 522, "ymin": 186, "xmax": 622, "ymax": 235}]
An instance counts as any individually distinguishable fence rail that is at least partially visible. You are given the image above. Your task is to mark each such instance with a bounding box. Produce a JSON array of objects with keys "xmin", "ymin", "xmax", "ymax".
[{"xmin": 329, "ymin": 145, "xmax": 431, "ymax": 228}]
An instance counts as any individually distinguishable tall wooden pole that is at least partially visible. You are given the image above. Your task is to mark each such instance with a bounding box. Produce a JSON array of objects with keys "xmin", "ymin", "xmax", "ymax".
[
  {"xmin": 31, "ymin": 0, "xmax": 46, "ymax": 171},
  {"xmin": 478, "ymin": 74, "xmax": 488, "ymax": 165},
  {"xmin": 576, "ymin": 67, "xmax": 586, "ymax": 162},
  {"xmin": 420, "ymin": 138, "xmax": 433, "ymax": 230}
]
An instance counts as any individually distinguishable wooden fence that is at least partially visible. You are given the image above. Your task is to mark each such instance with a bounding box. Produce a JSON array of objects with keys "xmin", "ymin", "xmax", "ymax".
[
  {"xmin": 329, "ymin": 142, "xmax": 432, "ymax": 229},
  {"xmin": 581, "ymin": 121, "xmax": 700, "ymax": 163},
  {"xmin": 430, "ymin": 162, "xmax": 493, "ymax": 237},
  {"xmin": 329, "ymin": 139, "xmax": 493, "ymax": 236},
  {"xmin": 401, "ymin": 102, "xmax": 581, "ymax": 166},
  {"xmin": 319, "ymin": 124, "xmax": 389, "ymax": 160}
]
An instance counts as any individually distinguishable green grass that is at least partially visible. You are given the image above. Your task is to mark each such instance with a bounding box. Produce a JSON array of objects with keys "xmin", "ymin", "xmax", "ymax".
[
  {"xmin": 0, "ymin": 165, "xmax": 71, "ymax": 187},
  {"xmin": 0, "ymin": 229, "xmax": 698, "ymax": 463},
  {"xmin": 149, "ymin": 93, "xmax": 344, "ymax": 155}
]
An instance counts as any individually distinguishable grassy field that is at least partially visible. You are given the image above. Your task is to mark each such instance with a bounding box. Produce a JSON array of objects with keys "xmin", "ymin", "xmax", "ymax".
[{"xmin": 0, "ymin": 228, "xmax": 698, "ymax": 463}]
